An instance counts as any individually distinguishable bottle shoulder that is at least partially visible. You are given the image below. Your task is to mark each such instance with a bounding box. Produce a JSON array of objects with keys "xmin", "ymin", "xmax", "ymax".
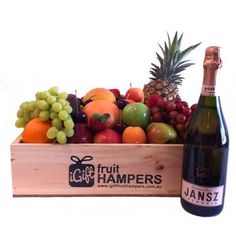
[{"xmin": 185, "ymin": 105, "xmax": 229, "ymax": 146}]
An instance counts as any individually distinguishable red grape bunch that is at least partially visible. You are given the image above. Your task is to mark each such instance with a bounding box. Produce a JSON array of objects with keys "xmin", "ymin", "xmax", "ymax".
[{"xmin": 146, "ymin": 95, "xmax": 197, "ymax": 142}]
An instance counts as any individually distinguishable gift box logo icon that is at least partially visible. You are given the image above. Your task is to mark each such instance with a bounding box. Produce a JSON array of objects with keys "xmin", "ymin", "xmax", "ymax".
[{"xmin": 69, "ymin": 155, "xmax": 95, "ymax": 187}]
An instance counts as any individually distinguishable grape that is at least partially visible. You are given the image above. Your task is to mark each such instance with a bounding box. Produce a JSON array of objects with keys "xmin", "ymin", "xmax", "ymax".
[
  {"xmin": 169, "ymin": 119, "xmax": 176, "ymax": 127},
  {"xmin": 37, "ymin": 100, "xmax": 50, "ymax": 111},
  {"xmin": 63, "ymin": 105, "xmax": 73, "ymax": 113},
  {"xmin": 49, "ymin": 111, "xmax": 57, "ymax": 119},
  {"xmin": 169, "ymin": 111, "xmax": 178, "ymax": 119},
  {"xmin": 176, "ymin": 102, "xmax": 185, "ymax": 112},
  {"xmin": 52, "ymin": 102, "xmax": 63, "ymax": 112},
  {"xmin": 31, "ymin": 109, "xmax": 40, "ymax": 118},
  {"xmin": 58, "ymin": 110, "xmax": 69, "ymax": 121},
  {"xmin": 23, "ymin": 112, "xmax": 31, "ymax": 122},
  {"xmin": 39, "ymin": 111, "xmax": 50, "ymax": 121},
  {"xmin": 146, "ymin": 94, "xmax": 197, "ymax": 143},
  {"xmin": 15, "ymin": 118, "xmax": 26, "ymax": 128},
  {"xmin": 17, "ymin": 109, "xmax": 24, "ymax": 118},
  {"xmin": 157, "ymin": 99, "xmax": 167, "ymax": 109},
  {"xmin": 182, "ymin": 107, "xmax": 192, "ymax": 116},
  {"xmin": 161, "ymin": 111, "xmax": 169, "ymax": 121},
  {"xmin": 56, "ymin": 131, "xmax": 67, "ymax": 144},
  {"xmin": 64, "ymin": 119, "xmax": 74, "ymax": 129},
  {"xmin": 28, "ymin": 101, "xmax": 36, "ymax": 111},
  {"xmin": 176, "ymin": 124, "xmax": 185, "ymax": 132},
  {"xmin": 47, "ymin": 127, "xmax": 59, "ymax": 139},
  {"xmin": 52, "ymin": 118, "xmax": 63, "ymax": 129},
  {"xmin": 152, "ymin": 112, "xmax": 162, "ymax": 122},
  {"xmin": 191, "ymin": 104, "xmax": 198, "ymax": 112},
  {"xmin": 151, "ymin": 106, "xmax": 161, "ymax": 114},
  {"xmin": 21, "ymin": 102, "xmax": 29, "ymax": 112},
  {"xmin": 146, "ymin": 95, "xmax": 161, "ymax": 108},
  {"xmin": 64, "ymin": 128, "xmax": 74, "ymax": 138},
  {"xmin": 15, "ymin": 86, "xmax": 75, "ymax": 144},
  {"xmin": 30, "ymin": 111, "xmax": 38, "ymax": 119},
  {"xmin": 35, "ymin": 92, "xmax": 44, "ymax": 100},
  {"xmin": 166, "ymin": 102, "xmax": 176, "ymax": 112},
  {"xmin": 176, "ymin": 113, "xmax": 187, "ymax": 124},
  {"xmin": 41, "ymin": 91, "xmax": 50, "ymax": 100},
  {"xmin": 47, "ymin": 95, "xmax": 57, "ymax": 105},
  {"xmin": 181, "ymin": 101, "xmax": 188, "ymax": 107},
  {"xmin": 57, "ymin": 92, "xmax": 68, "ymax": 100},
  {"xmin": 58, "ymin": 98, "xmax": 67, "ymax": 106},
  {"xmin": 48, "ymin": 86, "xmax": 59, "ymax": 96}
]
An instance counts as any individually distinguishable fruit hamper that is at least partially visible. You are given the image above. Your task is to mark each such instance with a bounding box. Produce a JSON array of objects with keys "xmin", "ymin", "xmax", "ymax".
[{"xmin": 11, "ymin": 32, "xmax": 198, "ymax": 197}]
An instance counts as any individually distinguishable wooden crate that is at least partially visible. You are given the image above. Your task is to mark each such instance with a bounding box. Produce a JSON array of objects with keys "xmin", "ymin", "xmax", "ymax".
[{"xmin": 10, "ymin": 137, "xmax": 183, "ymax": 197}]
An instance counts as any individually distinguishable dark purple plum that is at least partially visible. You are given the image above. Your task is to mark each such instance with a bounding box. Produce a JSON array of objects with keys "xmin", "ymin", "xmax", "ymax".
[
  {"xmin": 67, "ymin": 94, "xmax": 87, "ymax": 123},
  {"xmin": 113, "ymin": 121, "xmax": 127, "ymax": 134},
  {"xmin": 67, "ymin": 123, "xmax": 93, "ymax": 143},
  {"xmin": 116, "ymin": 98, "xmax": 129, "ymax": 109}
]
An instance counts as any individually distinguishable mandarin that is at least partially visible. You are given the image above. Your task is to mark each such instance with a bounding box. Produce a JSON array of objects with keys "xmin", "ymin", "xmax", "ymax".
[
  {"xmin": 22, "ymin": 117, "xmax": 52, "ymax": 143},
  {"xmin": 122, "ymin": 126, "xmax": 147, "ymax": 144}
]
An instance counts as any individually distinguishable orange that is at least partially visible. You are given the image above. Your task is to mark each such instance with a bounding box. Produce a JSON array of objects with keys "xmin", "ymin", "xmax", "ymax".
[
  {"xmin": 22, "ymin": 117, "xmax": 52, "ymax": 143},
  {"xmin": 83, "ymin": 100, "xmax": 120, "ymax": 128},
  {"xmin": 82, "ymin": 88, "xmax": 116, "ymax": 103},
  {"xmin": 122, "ymin": 126, "xmax": 147, "ymax": 144}
]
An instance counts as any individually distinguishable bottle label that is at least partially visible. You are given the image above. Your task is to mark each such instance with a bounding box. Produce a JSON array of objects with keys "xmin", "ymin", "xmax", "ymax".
[
  {"xmin": 201, "ymin": 85, "xmax": 215, "ymax": 96},
  {"xmin": 181, "ymin": 179, "xmax": 224, "ymax": 207}
]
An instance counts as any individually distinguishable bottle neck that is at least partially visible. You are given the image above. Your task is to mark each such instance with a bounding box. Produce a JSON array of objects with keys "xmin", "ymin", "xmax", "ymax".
[{"xmin": 201, "ymin": 67, "xmax": 218, "ymax": 96}]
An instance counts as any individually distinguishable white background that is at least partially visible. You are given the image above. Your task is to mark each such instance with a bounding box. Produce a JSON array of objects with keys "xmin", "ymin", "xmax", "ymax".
[{"xmin": 0, "ymin": 0, "xmax": 236, "ymax": 235}]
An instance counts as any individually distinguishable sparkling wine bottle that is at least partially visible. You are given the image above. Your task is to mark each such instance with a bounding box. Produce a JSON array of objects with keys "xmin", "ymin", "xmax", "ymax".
[{"xmin": 180, "ymin": 46, "xmax": 229, "ymax": 216}]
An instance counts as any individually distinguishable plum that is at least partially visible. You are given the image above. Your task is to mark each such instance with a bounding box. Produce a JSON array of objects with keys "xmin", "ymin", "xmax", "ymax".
[
  {"xmin": 67, "ymin": 123, "xmax": 93, "ymax": 143},
  {"xmin": 67, "ymin": 94, "xmax": 87, "ymax": 123}
]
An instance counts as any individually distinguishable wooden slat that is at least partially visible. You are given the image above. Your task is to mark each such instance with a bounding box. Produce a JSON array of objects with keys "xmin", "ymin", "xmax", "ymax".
[{"xmin": 11, "ymin": 139, "xmax": 183, "ymax": 197}]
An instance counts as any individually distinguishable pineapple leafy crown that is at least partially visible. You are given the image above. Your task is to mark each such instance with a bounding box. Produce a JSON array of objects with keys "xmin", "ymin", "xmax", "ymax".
[{"xmin": 150, "ymin": 31, "xmax": 201, "ymax": 85}]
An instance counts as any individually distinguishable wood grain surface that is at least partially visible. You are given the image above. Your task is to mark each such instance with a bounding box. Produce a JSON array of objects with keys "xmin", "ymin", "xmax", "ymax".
[{"xmin": 11, "ymin": 137, "xmax": 183, "ymax": 197}]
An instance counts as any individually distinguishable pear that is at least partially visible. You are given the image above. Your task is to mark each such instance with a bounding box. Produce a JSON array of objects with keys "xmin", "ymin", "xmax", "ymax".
[{"xmin": 146, "ymin": 122, "xmax": 177, "ymax": 144}]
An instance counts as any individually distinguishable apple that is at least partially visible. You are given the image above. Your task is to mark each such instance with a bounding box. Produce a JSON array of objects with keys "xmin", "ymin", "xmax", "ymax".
[
  {"xmin": 90, "ymin": 113, "xmax": 110, "ymax": 132},
  {"xmin": 146, "ymin": 122, "xmax": 177, "ymax": 144},
  {"xmin": 67, "ymin": 123, "xmax": 93, "ymax": 143},
  {"xmin": 124, "ymin": 98, "xmax": 135, "ymax": 104},
  {"xmin": 122, "ymin": 102, "xmax": 150, "ymax": 128},
  {"xmin": 125, "ymin": 87, "xmax": 144, "ymax": 103},
  {"xmin": 93, "ymin": 129, "xmax": 122, "ymax": 143}
]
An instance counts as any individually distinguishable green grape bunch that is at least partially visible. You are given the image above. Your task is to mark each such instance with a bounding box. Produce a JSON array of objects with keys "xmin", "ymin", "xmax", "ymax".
[{"xmin": 15, "ymin": 86, "xmax": 75, "ymax": 144}]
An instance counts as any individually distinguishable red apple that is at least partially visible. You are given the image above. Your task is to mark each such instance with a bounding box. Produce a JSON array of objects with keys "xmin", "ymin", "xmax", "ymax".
[
  {"xmin": 125, "ymin": 87, "xmax": 144, "ymax": 103},
  {"xmin": 90, "ymin": 113, "xmax": 110, "ymax": 132},
  {"xmin": 93, "ymin": 129, "xmax": 122, "ymax": 143},
  {"xmin": 124, "ymin": 98, "xmax": 135, "ymax": 104}
]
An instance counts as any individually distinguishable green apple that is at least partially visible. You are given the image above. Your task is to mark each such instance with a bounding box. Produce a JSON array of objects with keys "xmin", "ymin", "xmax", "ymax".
[
  {"xmin": 146, "ymin": 122, "xmax": 177, "ymax": 144},
  {"xmin": 122, "ymin": 103, "xmax": 150, "ymax": 128}
]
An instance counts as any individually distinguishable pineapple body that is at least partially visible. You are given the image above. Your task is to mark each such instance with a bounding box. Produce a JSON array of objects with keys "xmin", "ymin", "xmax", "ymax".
[{"xmin": 143, "ymin": 80, "xmax": 178, "ymax": 102}]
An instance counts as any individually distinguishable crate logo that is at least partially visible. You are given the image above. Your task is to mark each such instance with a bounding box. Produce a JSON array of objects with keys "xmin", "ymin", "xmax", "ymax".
[{"xmin": 69, "ymin": 155, "xmax": 95, "ymax": 187}]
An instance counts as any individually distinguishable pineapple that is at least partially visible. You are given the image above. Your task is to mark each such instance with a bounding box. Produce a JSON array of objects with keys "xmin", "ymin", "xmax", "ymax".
[{"xmin": 143, "ymin": 32, "xmax": 201, "ymax": 101}]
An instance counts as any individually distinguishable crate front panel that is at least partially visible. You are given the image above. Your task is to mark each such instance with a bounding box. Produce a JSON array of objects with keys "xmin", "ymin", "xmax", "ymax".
[{"xmin": 11, "ymin": 142, "xmax": 183, "ymax": 196}]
